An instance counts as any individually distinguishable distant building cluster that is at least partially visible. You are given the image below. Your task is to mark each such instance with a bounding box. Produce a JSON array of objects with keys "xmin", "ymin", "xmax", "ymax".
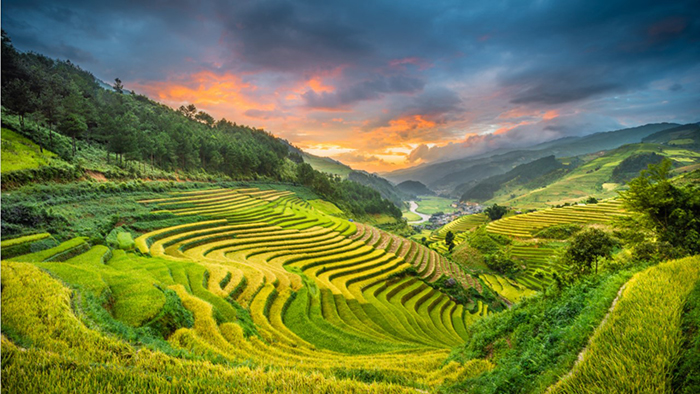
[{"xmin": 413, "ymin": 202, "xmax": 483, "ymax": 230}]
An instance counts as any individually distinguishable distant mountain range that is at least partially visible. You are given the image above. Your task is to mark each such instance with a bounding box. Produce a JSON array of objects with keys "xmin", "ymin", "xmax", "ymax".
[{"xmin": 383, "ymin": 123, "xmax": 682, "ymax": 196}]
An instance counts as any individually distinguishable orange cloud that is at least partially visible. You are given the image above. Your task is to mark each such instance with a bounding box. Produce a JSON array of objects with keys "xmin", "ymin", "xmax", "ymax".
[
  {"xmin": 388, "ymin": 57, "xmax": 432, "ymax": 70},
  {"xmin": 132, "ymin": 70, "xmax": 273, "ymax": 117},
  {"xmin": 379, "ymin": 115, "xmax": 437, "ymax": 133},
  {"xmin": 542, "ymin": 109, "xmax": 559, "ymax": 120},
  {"xmin": 308, "ymin": 76, "xmax": 334, "ymax": 93},
  {"xmin": 494, "ymin": 120, "xmax": 533, "ymax": 135}
]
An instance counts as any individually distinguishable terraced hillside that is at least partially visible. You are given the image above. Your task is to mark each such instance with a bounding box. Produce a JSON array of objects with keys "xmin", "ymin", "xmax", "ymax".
[
  {"xmin": 430, "ymin": 213, "xmax": 488, "ymax": 254},
  {"xmin": 2, "ymin": 186, "xmax": 495, "ymax": 392},
  {"xmin": 483, "ymin": 201, "xmax": 626, "ymax": 290},
  {"xmin": 486, "ymin": 200, "xmax": 624, "ymax": 239}
]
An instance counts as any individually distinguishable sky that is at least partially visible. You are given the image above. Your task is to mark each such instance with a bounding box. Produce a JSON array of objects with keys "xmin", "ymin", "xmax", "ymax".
[{"xmin": 3, "ymin": 0, "xmax": 700, "ymax": 173}]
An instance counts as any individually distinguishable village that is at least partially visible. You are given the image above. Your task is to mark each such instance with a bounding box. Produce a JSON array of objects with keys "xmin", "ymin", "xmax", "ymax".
[{"xmin": 412, "ymin": 201, "xmax": 484, "ymax": 231}]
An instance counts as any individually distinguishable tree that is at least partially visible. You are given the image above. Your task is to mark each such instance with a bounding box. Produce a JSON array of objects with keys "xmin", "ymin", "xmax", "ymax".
[
  {"xmin": 195, "ymin": 110, "xmax": 215, "ymax": 127},
  {"xmin": 178, "ymin": 104, "xmax": 197, "ymax": 119},
  {"xmin": 58, "ymin": 113, "xmax": 87, "ymax": 157},
  {"xmin": 296, "ymin": 162, "xmax": 315, "ymax": 186},
  {"xmin": 563, "ymin": 228, "xmax": 616, "ymax": 275},
  {"xmin": 445, "ymin": 230, "xmax": 455, "ymax": 252},
  {"xmin": 619, "ymin": 159, "xmax": 700, "ymax": 255},
  {"xmin": 485, "ymin": 203, "xmax": 507, "ymax": 221},
  {"xmin": 484, "ymin": 250, "xmax": 518, "ymax": 275},
  {"xmin": 113, "ymin": 78, "xmax": 123, "ymax": 93},
  {"xmin": 2, "ymin": 79, "xmax": 38, "ymax": 127}
]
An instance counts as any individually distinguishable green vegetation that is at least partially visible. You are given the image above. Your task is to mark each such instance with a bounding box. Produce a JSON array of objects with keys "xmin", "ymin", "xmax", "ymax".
[
  {"xmin": 550, "ymin": 256, "xmax": 700, "ymax": 393},
  {"xmin": 619, "ymin": 159, "xmax": 700, "ymax": 256},
  {"xmin": 446, "ymin": 268, "xmax": 636, "ymax": 393},
  {"xmin": 562, "ymin": 228, "xmax": 616, "ymax": 275},
  {"xmin": 484, "ymin": 204, "xmax": 507, "ymax": 221},
  {"xmin": 488, "ymin": 143, "xmax": 700, "ymax": 208},
  {"xmin": 414, "ymin": 196, "xmax": 456, "ymax": 215},
  {"xmin": 673, "ymin": 277, "xmax": 700, "ymax": 393},
  {"xmin": 461, "ymin": 155, "xmax": 569, "ymax": 202},
  {"xmin": 1, "ymin": 128, "xmax": 57, "ymax": 172},
  {"xmin": 396, "ymin": 180, "xmax": 434, "ymax": 196}
]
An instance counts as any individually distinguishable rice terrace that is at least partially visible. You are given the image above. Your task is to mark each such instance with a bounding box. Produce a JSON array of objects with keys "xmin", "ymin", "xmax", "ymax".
[{"xmin": 2, "ymin": 1, "xmax": 700, "ymax": 393}]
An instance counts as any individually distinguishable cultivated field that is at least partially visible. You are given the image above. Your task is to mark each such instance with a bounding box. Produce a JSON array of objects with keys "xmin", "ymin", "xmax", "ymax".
[{"xmin": 1, "ymin": 187, "xmax": 494, "ymax": 392}]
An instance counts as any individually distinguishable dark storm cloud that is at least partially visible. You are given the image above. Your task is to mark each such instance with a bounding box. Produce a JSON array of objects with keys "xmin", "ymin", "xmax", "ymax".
[
  {"xmin": 3, "ymin": 0, "xmax": 699, "ymax": 167},
  {"xmin": 302, "ymin": 75, "xmax": 425, "ymax": 109}
]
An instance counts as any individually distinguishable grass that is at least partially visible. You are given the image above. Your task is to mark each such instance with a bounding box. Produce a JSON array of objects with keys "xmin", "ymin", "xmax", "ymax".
[
  {"xmin": 1, "ymin": 128, "xmax": 56, "ymax": 173},
  {"xmin": 7, "ymin": 237, "xmax": 89, "ymax": 262},
  {"xmin": 302, "ymin": 152, "xmax": 353, "ymax": 178},
  {"xmin": 402, "ymin": 210, "xmax": 422, "ymax": 221},
  {"xmin": 550, "ymin": 256, "xmax": 700, "ymax": 393},
  {"xmin": 445, "ymin": 268, "xmax": 637, "ymax": 393},
  {"xmin": 414, "ymin": 196, "xmax": 457, "ymax": 215}
]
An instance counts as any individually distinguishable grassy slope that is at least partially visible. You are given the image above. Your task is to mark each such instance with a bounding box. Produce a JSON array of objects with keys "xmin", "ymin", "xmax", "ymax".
[
  {"xmin": 445, "ymin": 269, "xmax": 636, "ymax": 393},
  {"xmin": 303, "ymin": 152, "xmax": 353, "ymax": 178},
  {"xmin": 487, "ymin": 143, "xmax": 700, "ymax": 209},
  {"xmin": 414, "ymin": 196, "xmax": 457, "ymax": 215},
  {"xmin": 551, "ymin": 256, "xmax": 700, "ymax": 393},
  {"xmin": 1, "ymin": 128, "xmax": 57, "ymax": 172}
]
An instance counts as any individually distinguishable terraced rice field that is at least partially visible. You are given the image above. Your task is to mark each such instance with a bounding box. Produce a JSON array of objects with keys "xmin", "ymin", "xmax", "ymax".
[
  {"xmin": 486, "ymin": 201, "xmax": 625, "ymax": 239},
  {"xmin": 3, "ymin": 187, "xmax": 494, "ymax": 391},
  {"xmin": 429, "ymin": 213, "xmax": 488, "ymax": 254}
]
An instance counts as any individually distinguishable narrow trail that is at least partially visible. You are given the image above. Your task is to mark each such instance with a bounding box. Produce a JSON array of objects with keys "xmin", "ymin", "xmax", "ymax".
[{"xmin": 545, "ymin": 281, "xmax": 629, "ymax": 393}]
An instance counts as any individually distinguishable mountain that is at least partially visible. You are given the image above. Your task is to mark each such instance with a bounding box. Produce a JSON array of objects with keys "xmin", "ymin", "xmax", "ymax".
[
  {"xmin": 396, "ymin": 180, "xmax": 434, "ymax": 196},
  {"xmin": 384, "ymin": 123, "xmax": 680, "ymax": 196},
  {"xmin": 642, "ymin": 123, "xmax": 700, "ymax": 146},
  {"xmin": 482, "ymin": 140, "xmax": 700, "ymax": 208},
  {"xmin": 347, "ymin": 170, "xmax": 411, "ymax": 207},
  {"xmin": 460, "ymin": 155, "xmax": 569, "ymax": 202}
]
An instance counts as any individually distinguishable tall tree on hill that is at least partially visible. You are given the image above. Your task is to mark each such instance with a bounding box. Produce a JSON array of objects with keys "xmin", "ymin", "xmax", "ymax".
[
  {"xmin": 563, "ymin": 228, "xmax": 616, "ymax": 275},
  {"xmin": 58, "ymin": 113, "xmax": 87, "ymax": 157},
  {"xmin": 445, "ymin": 230, "xmax": 455, "ymax": 252},
  {"xmin": 195, "ymin": 110, "xmax": 215, "ymax": 127},
  {"xmin": 178, "ymin": 104, "xmax": 197, "ymax": 119},
  {"xmin": 2, "ymin": 79, "xmax": 37, "ymax": 127},
  {"xmin": 113, "ymin": 78, "xmax": 123, "ymax": 94}
]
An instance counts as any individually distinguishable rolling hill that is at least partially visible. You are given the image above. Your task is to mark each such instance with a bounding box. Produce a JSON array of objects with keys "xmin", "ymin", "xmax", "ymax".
[
  {"xmin": 384, "ymin": 123, "xmax": 681, "ymax": 196},
  {"xmin": 397, "ymin": 180, "xmax": 435, "ymax": 196}
]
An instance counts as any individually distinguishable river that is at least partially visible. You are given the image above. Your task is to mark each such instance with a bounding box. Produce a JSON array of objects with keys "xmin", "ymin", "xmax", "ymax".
[{"xmin": 407, "ymin": 200, "xmax": 432, "ymax": 224}]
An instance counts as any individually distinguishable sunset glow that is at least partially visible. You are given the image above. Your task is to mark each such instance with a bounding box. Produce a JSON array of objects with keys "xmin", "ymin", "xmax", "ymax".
[{"xmin": 6, "ymin": 0, "xmax": 698, "ymax": 173}]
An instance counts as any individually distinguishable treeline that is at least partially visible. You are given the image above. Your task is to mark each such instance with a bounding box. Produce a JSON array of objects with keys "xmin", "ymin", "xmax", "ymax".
[
  {"xmin": 2, "ymin": 31, "xmax": 287, "ymax": 179},
  {"xmin": 296, "ymin": 163, "xmax": 402, "ymax": 219},
  {"xmin": 0, "ymin": 30, "xmax": 401, "ymax": 220}
]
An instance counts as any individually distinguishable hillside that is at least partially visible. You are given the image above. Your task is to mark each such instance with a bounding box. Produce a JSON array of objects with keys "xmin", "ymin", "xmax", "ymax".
[
  {"xmin": 397, "ymin": 180, "xmax": 435, "ymax": 196},
  {"xmin": 459, "ymin": 155, "xmax": 570, "ymax": 202},
  {"xmin": 384, "ymin": 123, "xmax": 680, "ymax": 196},
  {"xmin": 347, "ymin": 170, "xmax": 412, "ymax": 208},
  {"xmin": 0, "ymin": 35, "xmax": 404, "ymax": 225},
  {"xmin": 485, "ymin": 142, "xmax": 700, "ymax": 208}
]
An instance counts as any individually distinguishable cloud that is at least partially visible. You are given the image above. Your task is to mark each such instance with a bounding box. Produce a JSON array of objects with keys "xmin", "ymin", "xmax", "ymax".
[
  {"xmin": 3, "ymin": 0, "xmax": 699, "ymax": 173},
  {"xmin": 407, "ymin": 113, "xmax": 624, "ymax": 163},
  {"xmin": 302, "ymin": 74, "xmax": 425, "ymax": 109}
]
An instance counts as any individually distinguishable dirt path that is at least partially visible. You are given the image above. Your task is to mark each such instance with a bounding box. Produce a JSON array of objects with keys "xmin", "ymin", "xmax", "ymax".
[{"xmin": 545, "ymin": 281, "xmax": 629, "ymax": 393}]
